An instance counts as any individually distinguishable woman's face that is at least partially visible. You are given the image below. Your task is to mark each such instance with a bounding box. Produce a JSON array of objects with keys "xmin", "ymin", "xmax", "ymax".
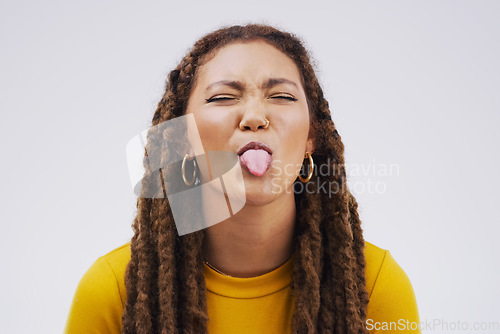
[{"xmin": 186, "ymin": 40, "xmax": 313, "ymax": 206}]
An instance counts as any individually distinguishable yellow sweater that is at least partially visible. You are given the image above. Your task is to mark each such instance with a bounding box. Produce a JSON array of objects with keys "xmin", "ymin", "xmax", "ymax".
[{"xmin": 64, "ymin": 241, "xmax": 420, "ymax": 333}]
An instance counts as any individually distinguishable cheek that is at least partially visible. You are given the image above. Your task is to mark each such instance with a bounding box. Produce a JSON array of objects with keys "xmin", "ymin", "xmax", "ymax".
[
  {"xmin": 275, "ymin": 108, "xmax": 310, "ymax": 152},
  {"xmin": 190, "ymin": 109, "xmax": 237, "ymax": 151},
  {"xmin": 271, "ymin": 107, "xmax": 310, "ymax": 180}
]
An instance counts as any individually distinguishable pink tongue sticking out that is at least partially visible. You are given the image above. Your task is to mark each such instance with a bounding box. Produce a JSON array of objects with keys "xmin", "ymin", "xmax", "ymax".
[{"xmin": 239, "ymin": 149, "xmax": 272, "ymax": 176}]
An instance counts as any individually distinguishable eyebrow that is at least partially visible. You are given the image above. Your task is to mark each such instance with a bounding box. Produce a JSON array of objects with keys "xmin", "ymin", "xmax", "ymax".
[
  {"xmin": 262, "ymin": 78, "xmax": 298, "ymax": 90},
  {"xmin": 206, "ymin": 78, "xmax": 298, "ymax": 92},
  {"xmin": 206, "ymin": 80, "xmax": 245, "ymax": 92}
]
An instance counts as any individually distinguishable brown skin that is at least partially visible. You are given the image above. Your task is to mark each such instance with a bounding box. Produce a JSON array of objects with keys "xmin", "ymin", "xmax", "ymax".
[{"xmin": 186, "ymin": 40, "xmax": 314, "ymax": 277}]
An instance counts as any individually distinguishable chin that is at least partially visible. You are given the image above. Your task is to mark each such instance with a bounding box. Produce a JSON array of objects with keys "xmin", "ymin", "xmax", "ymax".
[
  {"xmin": 243, "ymin": 192, "xmax": 277, "ymax": 206},
  {"xmin": 240, "ymin": 178, "xmax": 284, "ymax": 206}
]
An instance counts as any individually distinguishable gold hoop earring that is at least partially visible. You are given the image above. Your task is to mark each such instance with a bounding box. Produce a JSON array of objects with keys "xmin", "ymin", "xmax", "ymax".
[
  {"xmin": 182, "ymin": 154, "xmax": 197, "ymax": 186},
  {"xmin": 298, "ymin": 152, "xmax": 314, "ymax": 183}
]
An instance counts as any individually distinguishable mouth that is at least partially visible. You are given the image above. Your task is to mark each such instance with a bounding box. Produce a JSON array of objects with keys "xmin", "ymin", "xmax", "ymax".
[{"xmin": 237, "ymin": 141, "xmax": 273, "ymax": 176}]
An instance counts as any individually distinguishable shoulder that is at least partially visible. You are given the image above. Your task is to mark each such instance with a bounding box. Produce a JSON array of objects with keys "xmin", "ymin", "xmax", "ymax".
[
  {"xmin": 363, "ymin": 241, "xmax": 388, "ymax": 297},
  {"xmin": 363, "ymin": 241, "xmax": 421, "ymax": 333},
  {"xmin": 64, "ymin": 242, "xmax": 131, "ymax": 334},
  {"xmin": 99, "ymin": 242, "xmax": 132, "ymax": 300}
]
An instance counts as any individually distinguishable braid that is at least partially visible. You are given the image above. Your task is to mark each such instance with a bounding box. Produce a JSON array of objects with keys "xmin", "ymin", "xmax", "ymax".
[
  {"xmin": 291, "ymin": 188, "xmax": 323, "ymax": 332},
  {"xmin": 122, "ymin": 24, "xmax": 370, "ymax": 333},
  {"xmin": 177, "ymin": 232, "xmax": 208, "ymax": 332},
  {"xmin": 121, "ymin": 212, "xmax": 139, "ymax": 333},
  {"xmin": 348, "ymin": 190, "xmax": 370, "ymax": 324},
  {"xmin": 156, "ymin": 199, "xmax": 178, "ymax": 333},
  {"xmin": 129, "ymin": 197, "xmax": 156, "ymax": 333}
]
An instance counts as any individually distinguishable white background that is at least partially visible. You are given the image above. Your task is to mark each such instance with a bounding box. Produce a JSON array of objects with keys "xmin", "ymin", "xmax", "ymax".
[{"xmin": 1, "ymin": 0, "xmax": 498, "ymax": 333}]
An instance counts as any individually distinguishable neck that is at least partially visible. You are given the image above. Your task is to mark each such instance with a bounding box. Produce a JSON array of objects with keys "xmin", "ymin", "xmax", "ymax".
[{"xmin": 202, "ymin": 192, "xmax": 296, "ymax": 278}]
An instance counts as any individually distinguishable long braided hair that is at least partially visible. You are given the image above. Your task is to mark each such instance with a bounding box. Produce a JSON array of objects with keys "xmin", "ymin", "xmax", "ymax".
[{"xmin": 121, "ymin": 24, "xmax": 370, "ymax": 334}]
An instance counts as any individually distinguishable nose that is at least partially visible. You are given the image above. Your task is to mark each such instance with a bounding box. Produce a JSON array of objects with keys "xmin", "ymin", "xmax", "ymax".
[{"xmin": 239, "ymin": 102, "xmax": 269, "ymax": 131}]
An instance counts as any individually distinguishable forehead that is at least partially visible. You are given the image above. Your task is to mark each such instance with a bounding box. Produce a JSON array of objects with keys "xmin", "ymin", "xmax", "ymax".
[{"xmin": 195, "ymin": 40, "xmax": 303, "ymax": 86}]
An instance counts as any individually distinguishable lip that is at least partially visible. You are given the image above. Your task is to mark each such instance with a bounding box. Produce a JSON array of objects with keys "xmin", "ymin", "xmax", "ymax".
[{"xmin": 236, "ymin": 141, "xmax": 273, "ymax": 156}]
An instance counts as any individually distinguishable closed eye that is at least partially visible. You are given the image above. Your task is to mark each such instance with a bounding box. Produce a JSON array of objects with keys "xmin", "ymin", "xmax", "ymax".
[
  {"xmin": 271, "ymin": 95, "xmax": 298, "ymax": 102},
  {"xmin": 205, "ymin": 96, "xmax": 235, "ymax": 103}
]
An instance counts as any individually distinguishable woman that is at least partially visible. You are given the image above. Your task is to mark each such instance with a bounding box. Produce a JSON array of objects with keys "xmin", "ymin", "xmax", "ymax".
[{"xmin": 65, "ymin": 24, "xmax": 420, "ymax": 333}]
